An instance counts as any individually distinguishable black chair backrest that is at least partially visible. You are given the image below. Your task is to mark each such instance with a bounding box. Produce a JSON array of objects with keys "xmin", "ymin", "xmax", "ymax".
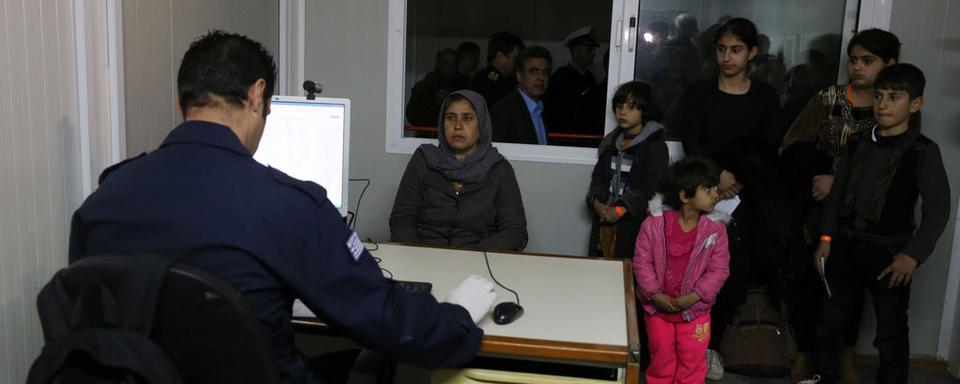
[
  {"xmin": 153, "ymin": 261, "xmax": 282, "ymax": 384},
  {"xmin": 29, "ymin": 254, "xmax": 281, "ymax": 384}
]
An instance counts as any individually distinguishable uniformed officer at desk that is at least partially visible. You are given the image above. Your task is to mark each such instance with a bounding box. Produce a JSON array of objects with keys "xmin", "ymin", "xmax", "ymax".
[{"xmin": 69, "ymin": 30, "xmax": 497, "ymax": 384}]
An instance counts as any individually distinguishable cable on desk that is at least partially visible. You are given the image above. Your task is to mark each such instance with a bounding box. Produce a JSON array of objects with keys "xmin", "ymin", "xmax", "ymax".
[
  {"xmin": 347, "ymin": 178, "xmax": 371, "ymax": 230},
  {"xmin": 483, "ymin": 251, "xmax": 520, "ymax": 305}
]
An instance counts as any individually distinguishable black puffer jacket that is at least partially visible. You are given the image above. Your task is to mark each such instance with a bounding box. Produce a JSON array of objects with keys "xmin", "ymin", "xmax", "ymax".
[
  {"xmin": 390, "ymin": 148, "xmax": 528, "ymax": 251},
  {"xmin": 585, "ymin": 123, "xmax": 669, "ymax": 258}
]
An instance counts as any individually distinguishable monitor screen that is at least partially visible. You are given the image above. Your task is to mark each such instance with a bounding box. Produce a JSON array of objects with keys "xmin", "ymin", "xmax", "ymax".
[{"xmin": 254, "ymin": 96, "xmax": 351, "ymax": 216}]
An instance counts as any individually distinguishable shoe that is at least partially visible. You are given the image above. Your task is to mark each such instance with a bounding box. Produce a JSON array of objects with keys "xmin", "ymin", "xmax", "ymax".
[
  {"xmin": 838, "ymin": 347, "xmax": 860, "ymax": 384},
  {"xmin": 797, "ymin": 375, "xmax": 821, "ymax": 384},
  {"xmin": 791, "ymin": 352, "xmax": 811, "ymax": 383},
  {"xmin": 706, "ymin": 349, "xmax": 724, "ymax": 380}
]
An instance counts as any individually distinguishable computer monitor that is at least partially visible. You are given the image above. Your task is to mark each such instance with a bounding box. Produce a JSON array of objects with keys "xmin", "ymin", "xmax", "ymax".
[{"xmin": 253, "ymin": 96, "xmax": 351, "ymax": 217}]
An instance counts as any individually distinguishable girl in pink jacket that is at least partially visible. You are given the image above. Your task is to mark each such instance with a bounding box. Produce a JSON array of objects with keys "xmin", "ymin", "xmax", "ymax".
[{"xmin": 634, "ymin": 158, "xmax": 731, "ymax": 384}]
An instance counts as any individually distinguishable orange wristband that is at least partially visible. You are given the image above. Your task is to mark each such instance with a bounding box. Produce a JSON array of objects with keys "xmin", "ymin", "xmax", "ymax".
[
  {"xmin": 820, "ymin": 235, "xmax": 832, "ymax": 243},
  {"xmin": 614, "ymin": 206, "xmax": 626, "ymax": 217}
]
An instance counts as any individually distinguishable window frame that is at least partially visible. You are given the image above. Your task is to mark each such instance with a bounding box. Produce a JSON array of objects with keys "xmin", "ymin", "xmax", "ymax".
[
  {"xmin": 284, "ymin": 0, "xmax": 891, "ymax": 165},
  {"xmin": 384, "ymin": 0, "xmax": 629, "ymax": 165}
]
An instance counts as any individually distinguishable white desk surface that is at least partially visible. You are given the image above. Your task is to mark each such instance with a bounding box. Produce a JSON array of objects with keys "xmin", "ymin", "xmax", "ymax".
[{"xmin": 369, "ymin": 243, "xmax": 629, "ymax": 348}]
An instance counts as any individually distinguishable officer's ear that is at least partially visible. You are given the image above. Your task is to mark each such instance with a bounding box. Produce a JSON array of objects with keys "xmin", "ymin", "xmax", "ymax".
[{"xmin": 246, "ymin": 79, "xmax": 267, "ymax": 115}]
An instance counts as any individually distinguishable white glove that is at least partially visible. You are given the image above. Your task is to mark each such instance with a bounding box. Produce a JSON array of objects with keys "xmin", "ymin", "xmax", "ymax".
[{"xmin": 445, "ymin": 275, "xmax": 497, "ymax": 323}]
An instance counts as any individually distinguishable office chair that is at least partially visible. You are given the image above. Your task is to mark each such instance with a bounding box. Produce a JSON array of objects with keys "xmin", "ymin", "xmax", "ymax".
[
  {"xmin": 153, "ymin": 260, "xmax": 283, "ymax": 383},
  {"xmin": 30, "ymin": 254, "xmax": 283, "ymax": 384}
]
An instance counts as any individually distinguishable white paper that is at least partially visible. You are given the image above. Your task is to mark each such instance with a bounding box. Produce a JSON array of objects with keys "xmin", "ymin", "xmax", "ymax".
[
  {"xmin": 713, "ymin": 195, "xmax": 741, "ymax": 216},
  {"xmin": 819, "ymin": 257, "xmax": 833, "ymax": 298}
]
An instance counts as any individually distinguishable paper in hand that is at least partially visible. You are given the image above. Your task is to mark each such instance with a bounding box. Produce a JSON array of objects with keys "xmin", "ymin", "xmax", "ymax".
[
  {"xmin": 819, "ymin": 257, "xmax": 832, "ymax": 298},
  {"xmin": 713, "ymin": 195, "xmax": 741, "ymax": 216}
]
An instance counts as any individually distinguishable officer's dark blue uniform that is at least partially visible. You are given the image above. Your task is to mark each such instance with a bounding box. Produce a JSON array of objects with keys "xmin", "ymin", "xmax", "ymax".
[{"xmin": 69, "ymin": 121, "xmax": 483, "ymax": 383}]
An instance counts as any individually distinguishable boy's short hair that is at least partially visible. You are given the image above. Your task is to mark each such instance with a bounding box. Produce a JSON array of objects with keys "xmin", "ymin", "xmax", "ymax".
[
  {"xmin": 486, "ymin": 32, "xmax": 525, "ymax": 62},
  {"xmin": 847, "ymin": 28, "xmax": 901, "ymax": 63},
  {"xmin": 874, "ymin": 63, "xmax": 925, "ymax": 99},
  {"xmin": 659, "ymin": 158, "xmax": 721, "ymax": 208},
  {"xmin": 611, "ymin": 80, "xmax": 663, "ymax": 123}
]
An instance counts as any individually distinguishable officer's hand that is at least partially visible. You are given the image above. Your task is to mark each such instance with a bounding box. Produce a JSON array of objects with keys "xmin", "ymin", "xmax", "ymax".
[{"xmin": 445, "ymin": 275, "xmax": 497, "ymax": 323}]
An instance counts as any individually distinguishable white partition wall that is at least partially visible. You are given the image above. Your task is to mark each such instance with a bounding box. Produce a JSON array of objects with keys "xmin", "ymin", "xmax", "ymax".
[
  {"xmin": 0, "ymin": 0, "xmax": 79, "ymax": 380},
  {"xmin": 122, "ymin": 0, "xmax": 280, "ymax": 156}
]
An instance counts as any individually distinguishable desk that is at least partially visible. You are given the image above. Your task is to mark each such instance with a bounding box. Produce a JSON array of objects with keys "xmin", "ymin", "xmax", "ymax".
[{"xmin": 293, "ymin": 243, "xmax": 640, "ymax": 383}]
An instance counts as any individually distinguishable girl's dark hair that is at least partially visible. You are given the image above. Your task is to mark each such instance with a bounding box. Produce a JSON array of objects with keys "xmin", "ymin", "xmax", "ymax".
[
  {"xmin": 611, "ymin": 80, "xmax": 663, "ymax": 123},
  {"xmin": 847, "ymin": 28, "xmax": 901, "ymax": 63},
  {"xmin": 714, "ymin": 17, "xmax": 759, "ymax": 49},
  {"xmin": 659, "ymin": 157, "xmax": 721, "ymax": 208}
]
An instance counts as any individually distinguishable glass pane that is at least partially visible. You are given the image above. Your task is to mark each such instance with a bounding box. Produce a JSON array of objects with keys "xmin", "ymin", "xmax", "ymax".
[
  {"xmin": 633, "ymin": 0, "xmax": 855, "ymax": 139},
  {"xmin": 403, "ymin": 0, "xmax": 614, "ymax": 148}
]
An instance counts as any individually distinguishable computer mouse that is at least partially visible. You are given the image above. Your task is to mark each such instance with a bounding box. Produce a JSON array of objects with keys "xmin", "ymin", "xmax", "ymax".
[{"xmin": 492, "ymin": 302, "xmax": 524, "ymax": 325}]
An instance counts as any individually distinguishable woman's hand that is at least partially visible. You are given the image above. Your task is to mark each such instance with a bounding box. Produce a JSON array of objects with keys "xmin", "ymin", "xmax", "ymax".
[{"xmin": 811, "ymin": 174, "xmax": 835, "ymax": 201}]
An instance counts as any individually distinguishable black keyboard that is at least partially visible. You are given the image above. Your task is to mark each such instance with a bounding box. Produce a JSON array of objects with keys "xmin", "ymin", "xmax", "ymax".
[{"xmin": 394, "ymin": 280, "xmax": 433, "ymax": 295}]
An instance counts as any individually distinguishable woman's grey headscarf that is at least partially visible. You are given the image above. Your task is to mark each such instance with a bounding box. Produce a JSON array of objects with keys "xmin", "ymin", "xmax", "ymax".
[{"xmin": 419, "ymin": 90, "xmax": 504, "ymax": 184}]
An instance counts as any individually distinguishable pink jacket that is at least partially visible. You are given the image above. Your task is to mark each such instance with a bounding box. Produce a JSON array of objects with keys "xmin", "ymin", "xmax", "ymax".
[{"xmin": 634, "ymin": 194, "xmax": 730, "ymax": 321}]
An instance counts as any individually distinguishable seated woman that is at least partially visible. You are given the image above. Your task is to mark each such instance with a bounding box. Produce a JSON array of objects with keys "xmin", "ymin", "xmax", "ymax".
[{"xmin": 390, "ymin": 90, "xmax": 528, "ymax": 251}]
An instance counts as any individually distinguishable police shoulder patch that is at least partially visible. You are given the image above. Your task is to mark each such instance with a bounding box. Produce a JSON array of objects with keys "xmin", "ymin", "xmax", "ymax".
[
  {"xmin": 487, "ymin": 70, "xmax": 500, "ymax": 81},
  {"xmin": 345, "ymin": 231, "xmax": 364, "ymax": 263}
]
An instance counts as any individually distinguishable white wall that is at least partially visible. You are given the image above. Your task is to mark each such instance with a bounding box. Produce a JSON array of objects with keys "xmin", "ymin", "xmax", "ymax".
[
  {"xmin": 884, "ymin": 0, "xmax": 960, "ymax": 363},
  {"xmin": 303, "ymin": 0, "xmax": 596, "ymax": 256},
  {"xmin": 123, "ymin": 0, "xmax": 280, "ymax": 155},
  {"xmin": 0, "ymin": 0, "xmax": 79, "ymax": 381}
]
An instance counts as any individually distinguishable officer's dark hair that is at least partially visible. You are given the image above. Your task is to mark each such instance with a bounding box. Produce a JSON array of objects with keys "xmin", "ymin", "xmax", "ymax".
[
  {"xmin": 611, "ymin": 80, "xmax": 663, "ymax": 124},
  {"xmin": 875, "ymin": 63, "xmax": 925, "ymax": 129},
  {"xmin": 177, "ymin": 30, "xmax": 277, "ymax": 115},
  {"xmin": 458, "ymin": 41, "xmax": 480, "ymax": 55},
  {"xmin": 516, "ymin": 46, "xmax": 552, "ymax": 73},
  {"xmin": 847, "ymin": 28, "xmax": 901, "ymax": 63},
  {"xmin": 659, "ymin": 157, "xmax": 721, "ymax": 208},
  {"xmin": 434, "ymin": 49, "xmax": 459, "ymax": 69},
  {"xmin": 714, "ymin": 17, "xmax": 759, "ymax": 50},
  {"xmin": 486, "ymin": 32, "xmax": 525, "ymax": 63}
]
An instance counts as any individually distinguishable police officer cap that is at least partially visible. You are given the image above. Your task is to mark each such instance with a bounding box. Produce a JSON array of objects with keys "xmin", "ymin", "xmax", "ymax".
[{"xmin": 563, "ymin": 26, "xmax": 601, "ymax": 48}]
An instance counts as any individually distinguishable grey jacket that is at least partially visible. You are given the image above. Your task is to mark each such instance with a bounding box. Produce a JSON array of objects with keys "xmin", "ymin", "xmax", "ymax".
[{"xmin": 390, "ymin": 148, "xmax": 528, "ymax": 251}]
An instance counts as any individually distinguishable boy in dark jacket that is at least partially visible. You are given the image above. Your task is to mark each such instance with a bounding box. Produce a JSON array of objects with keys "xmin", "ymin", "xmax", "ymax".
[
  {"xmin": 586, "ymin": 80, "xmax": 670, "ymax": 259},
  {"xmin": 812, "ymin": 64, "xmax": 950, "ymax": 384}
]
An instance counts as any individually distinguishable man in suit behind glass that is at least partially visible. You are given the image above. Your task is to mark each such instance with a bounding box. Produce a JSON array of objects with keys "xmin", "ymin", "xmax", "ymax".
[{"xmin": 491, "ymin": 46, "xmax": 552, "ymax": 145}]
